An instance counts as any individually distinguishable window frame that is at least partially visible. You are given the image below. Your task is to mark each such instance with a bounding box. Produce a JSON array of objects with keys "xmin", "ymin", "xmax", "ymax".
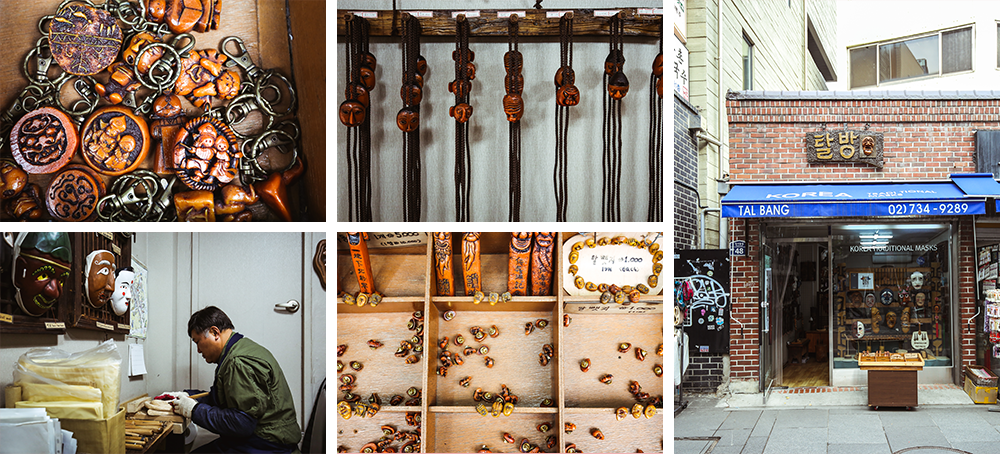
[
  {"xmin": 742, "ymin": 32, "xmax": 754, "ymax": 91},
  {"xmin": 848, "ymin": 24, "xmax": 975, "ymax": 89}
]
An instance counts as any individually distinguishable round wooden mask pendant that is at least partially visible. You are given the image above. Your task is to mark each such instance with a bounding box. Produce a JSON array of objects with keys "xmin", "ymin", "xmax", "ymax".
[
  {"xmin": 10, "ymin": 107, "xmax": 78, "ymax": 174},
  {"xmin": 554, "ymin": 66, "xmax": 575, "ymax": 87},
  {"xmin": 49, "ymin": 4, "xmax": 123, "ymax": 76},
  {"xmin": 604, "ymin": 50, "xmax": 624, "ymax": 76},
  {"xmin": 416, "ymin": 55, "xmax": 428, "ymax": 75},
  {"xmin": 653, "ymin": 53, "xmax": 663, "ymax": 76},
  {"xmin": 173, "ymin": 116, "xmax": 242, "ymax": 191},
  {"xmin": 503, "ymin": 94, "xmax": 524, "ymax": 122},
  {"xmin": 345, "ymin": 83, "xmax": 370, "ymax": 108},
  {"xmin": 396, "ymin": 108, "xmax": 419, "ymax": 132},
  {"xmin": 400, "ymin": 84, "xmax": 422, "ymax": 104},
  {"xmin": 46, "ymin": 164, "xmax": 106, "ymax": 221},
  {"xmin": 360, "ymin": 51, "xmax": 377, "ymax": 70},
  {"xmin": 359, "ymin": 67, "xmax": 376, "ymax": 91},
  {"xmin": 81, "ymin": 106, "xmax": 151, "ymax": 176},
  {"xmin": 504, "ymin": 74, "xmax": 524, "ymax": 95},
  {"xmin": 339, "ymin": 100, "xmax": 366, "ymax": 127},
  {"xmin": 608, "ymin": 71, "xmax": 630, "ymax": 100},
  {"xmin": 449, "ymin": 103, "xmax": 473, "ymax": 123},
  {"xmin": 557, "ymin": 84, "xmax": 581, "ymax": 107}
]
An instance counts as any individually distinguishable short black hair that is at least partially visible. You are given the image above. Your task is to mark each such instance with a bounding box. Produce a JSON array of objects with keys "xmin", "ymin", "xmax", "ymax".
[{"xmin": 188, "ymin": 306, "xmax": 235, "ymax": 337}]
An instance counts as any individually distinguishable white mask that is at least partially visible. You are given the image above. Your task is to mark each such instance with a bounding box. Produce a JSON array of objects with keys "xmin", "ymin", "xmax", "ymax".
[
  {"xmin": 910, "ymin": 271, "xmax": 924, "ymax": 290},
  {"xmin": 111, "ymin": 269, "xmax": 135, "ymax": 316}
]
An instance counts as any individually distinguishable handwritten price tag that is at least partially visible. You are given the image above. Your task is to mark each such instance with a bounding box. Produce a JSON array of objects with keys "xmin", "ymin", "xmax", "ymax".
[
  {"xmin": 0, "ymin": 313, "xmax": 12, "ymax": 323},
  {"xmin": 96, "ymin": 322, "xmax": 114, "ymax": 331},
  {"xmin": 561, "ymin": 232, "xmax": 663, "ymax": 297},
  {"xmin": 45, "ymin": 322, "xmax": 65, "ymax": 329},
  {"xmin": 336, "ymin": 232, "xmax": 427, "ymax": 249}
]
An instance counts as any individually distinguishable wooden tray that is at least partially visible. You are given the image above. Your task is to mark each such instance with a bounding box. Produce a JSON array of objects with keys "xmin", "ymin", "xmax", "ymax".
[
  {"xmin": 0, "ymin": 0, "xmax": 325, "ymax": 221},
  {"xmin": 336, "ymin": 232, "xmax": 664, "ymax": 453}
]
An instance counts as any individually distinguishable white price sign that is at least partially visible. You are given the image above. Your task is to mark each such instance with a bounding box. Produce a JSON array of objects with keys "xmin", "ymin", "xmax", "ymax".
[{"xmin": 561, "ymin": 232, "xmax": 663, "ymax": 297}]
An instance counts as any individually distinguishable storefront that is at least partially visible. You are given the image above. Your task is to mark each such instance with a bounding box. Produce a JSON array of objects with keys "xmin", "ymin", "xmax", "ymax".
[{"xmin": 719, "ymin": 91, "xmax": 1000, "ymax": 395}]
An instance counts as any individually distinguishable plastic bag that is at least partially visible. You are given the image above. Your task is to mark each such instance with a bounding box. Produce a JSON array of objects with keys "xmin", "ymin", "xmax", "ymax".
[{"xmin": 14, "ymin": 339, "xmax": 121, "ymax": 420}]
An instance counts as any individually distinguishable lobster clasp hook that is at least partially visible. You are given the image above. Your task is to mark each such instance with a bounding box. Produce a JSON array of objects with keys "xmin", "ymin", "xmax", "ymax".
[{"xmin": 221, "ymin": 36, "xmax": 262, "ymax": 79}]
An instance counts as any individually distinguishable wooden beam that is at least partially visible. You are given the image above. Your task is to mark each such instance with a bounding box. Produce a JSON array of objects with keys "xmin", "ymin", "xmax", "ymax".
[{"xmin": 336, "ymin": 9, "xmax": 663, "ymax": 38}]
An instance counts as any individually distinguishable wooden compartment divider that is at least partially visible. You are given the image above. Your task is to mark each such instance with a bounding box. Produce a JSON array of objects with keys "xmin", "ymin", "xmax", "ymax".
[{"xmin": 337, "ymin": 232, "xmax": 663, "ymax": 453}]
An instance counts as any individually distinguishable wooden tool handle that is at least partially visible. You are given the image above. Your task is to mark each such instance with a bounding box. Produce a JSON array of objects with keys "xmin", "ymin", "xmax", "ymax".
[{"xmin": 189, "ymin": 391, "xmax": 209, "ymax": 399}]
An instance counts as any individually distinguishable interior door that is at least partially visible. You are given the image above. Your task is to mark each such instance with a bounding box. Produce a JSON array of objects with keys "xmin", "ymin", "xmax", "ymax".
[{"xmin": 188, "ymin": 233, "xmax": 305, "ymax": 427}]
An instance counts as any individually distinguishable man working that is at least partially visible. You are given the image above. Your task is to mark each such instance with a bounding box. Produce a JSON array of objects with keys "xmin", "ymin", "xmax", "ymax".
[{"xmin": 171, "ymin": 306, "xmax": 301, "ymax": 453}]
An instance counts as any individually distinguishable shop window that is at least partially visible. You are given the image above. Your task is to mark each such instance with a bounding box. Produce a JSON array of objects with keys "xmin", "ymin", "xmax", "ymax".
[
  {"xmin": 996, "ymin": 23, "xmax": 1000, "ymax": 68},
  {"xmin": 742, "ymin": 33, "xmax": 754, "ymax": 90},
  {"xmin": 849, "ymin": 25, "xmax": 973, "ymax": 88},
  {"xmin": 832, "ymin": 224, "xmax": 953, "ymax": 370}
]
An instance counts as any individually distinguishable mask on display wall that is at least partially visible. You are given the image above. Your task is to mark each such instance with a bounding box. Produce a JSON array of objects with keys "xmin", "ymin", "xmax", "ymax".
[
  {"xmin": 85, "ymin": 250, "xmax": 116, "ymax": 309},
  {"xmin": 111, "ymin": 267, "xmax": 135, "ymax": 316},
  {"xmin": 910, "ymin": 271, "xmax": 924, "ymax": 290},
  {"xmin": 13, "ymin": 232, "xmax": 72, "ymax": 317}
]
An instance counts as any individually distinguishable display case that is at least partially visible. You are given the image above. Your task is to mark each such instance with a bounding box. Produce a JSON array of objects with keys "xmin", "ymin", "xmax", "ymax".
[{"xmin": 336, "ymin": 232, "xmax": 664, "ymax": 453}]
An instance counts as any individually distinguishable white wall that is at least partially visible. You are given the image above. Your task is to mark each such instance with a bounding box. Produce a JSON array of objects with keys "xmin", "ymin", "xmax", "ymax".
[
  {"xmin": 833, "ymin": 1, "xmax": 1000, "ymax": 91},
  {"xmin": 336, "ymin": 0, "xmax": 663, "ymax": 221}
]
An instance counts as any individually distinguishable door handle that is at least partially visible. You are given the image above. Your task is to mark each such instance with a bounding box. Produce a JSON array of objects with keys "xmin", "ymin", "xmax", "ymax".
[{"xmin": 274, "ymin": 300, "xmax": 300, "ymax": 313}]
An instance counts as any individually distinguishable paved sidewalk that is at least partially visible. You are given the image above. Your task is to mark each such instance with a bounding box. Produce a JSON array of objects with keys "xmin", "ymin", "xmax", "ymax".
[{"xmin": 674, "ymin": 387, "xmax": 1000, "ymax": 454}]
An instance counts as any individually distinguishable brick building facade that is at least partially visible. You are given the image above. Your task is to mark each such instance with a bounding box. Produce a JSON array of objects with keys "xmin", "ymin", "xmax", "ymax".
[
  {"xmin": 721, "ymin": 90, "xmax": 1000, "ymax": 392},
  {"xmin": 675, "ymin": 93, "xmax": 701, "ymax": 250}
]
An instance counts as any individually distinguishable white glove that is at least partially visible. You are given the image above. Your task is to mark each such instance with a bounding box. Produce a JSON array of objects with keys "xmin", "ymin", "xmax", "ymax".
[
  {"xmin": 172, "ymin": 395, "xmax": 197, "ymax": 418},
  {"xmin": 159, "ymin": 391, "xmax": 188, "ymax": 401}
]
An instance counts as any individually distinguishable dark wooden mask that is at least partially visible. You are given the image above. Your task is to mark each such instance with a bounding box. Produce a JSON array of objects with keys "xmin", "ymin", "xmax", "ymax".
[
  {"xmin": 339, "ymin": 100, "xmax": 366, "ymax": 127},
  {"xmin": 396, "ymin": 107, "xmax": 420, "ymax": 132},
  {"xmin": 503, "ymin": 94, "xmax": 524, "ymax": 122},
  {"xmin": 449, "ymin": 103, "xmax": 473, "ymax": 123}
]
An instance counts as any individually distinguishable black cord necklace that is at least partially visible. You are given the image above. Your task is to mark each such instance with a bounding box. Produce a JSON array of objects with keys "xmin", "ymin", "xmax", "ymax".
[
  {"xmin": 504, "ymin": 15, "xmax": 523, "ymax": 222},
  {"xmin": 553, "ymin": 13, "xmax": 578, "ymax": 222},
  {"xmin": 603, "ymin": 13, "xmax": 628, "ymax": 222},
  {"xmin": 398, "ymin": 15, "xmax": 423, "ymax": 222},
  {"xmin": 340, "ymin": 15, "xmax": 374, "ymax": 222},
  {"xmin": 450, "ymin": 16, "xmax": 474, "ymax": 222},
  {"xmin": 648, "ymin": 28, "xmax": 664, "ymax": 222}
]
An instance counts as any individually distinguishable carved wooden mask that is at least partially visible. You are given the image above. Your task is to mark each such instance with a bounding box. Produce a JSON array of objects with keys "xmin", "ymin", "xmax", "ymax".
[
  {"xmin": 396, "ymin": 107, "xmax": 420, "ymax": 132},
  {"xmin": 450, "ymin": 103, "xmax": 473, "ymax": 123},
  {"xmin": 557, "ymin": 84, "xmax": 580, "ymax": 107},
  {"xmin": 339, "ymin": 100, "xmax": 366, "ymax": 127},
  {"xmin": 503, "ymin": 94, "xmax": 524, "ymax": 122},
  {"xmin": 608, "ymin": 71, "xmax": 630, "ymax": 100}
]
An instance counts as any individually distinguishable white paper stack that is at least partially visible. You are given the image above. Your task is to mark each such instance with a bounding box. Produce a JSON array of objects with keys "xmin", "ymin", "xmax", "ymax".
[{"xmin": 0, "ymin": 408, "xmax": 74, "ymax": 454}]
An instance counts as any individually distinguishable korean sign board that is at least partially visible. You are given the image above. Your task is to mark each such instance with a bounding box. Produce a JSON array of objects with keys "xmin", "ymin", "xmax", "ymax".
[{"xmin": 806, "ymin": 130, "xmax": 884, "ymax": 168}]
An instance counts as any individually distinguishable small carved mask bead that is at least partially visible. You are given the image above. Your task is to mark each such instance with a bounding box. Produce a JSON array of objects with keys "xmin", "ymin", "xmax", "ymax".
[
  {"xmin": 554, "ymin": 66, "xmax": 575, "ymax": 87},
  {"xmin": 608, "ymin": 71, "xmax": 629, "ymax": 100},
  {"xmin": 504, "ymin": 74, "xmax": 524, "ymax": 94},
  {"xmin": 503, "ymin": 94, "xmax": 524, "ymax": 122},
  {"xmin": 416, "ymin": 55, "xmax": 428, "ymax": 75},
  {"xmin": 465, "ymin": 62, "xmax": 477, "ymax": 80},
  {"xmin": 503, "ymin": 51, "xmax": 523, "ymax": 74},
  {"xmin": 449, "ymin": 103, "xmax": 473, "ymax": 123},
  {"xmin": 396, "ymin": 108, "xmax": 420, "ymax": 132},
  {"xmin": 400, "ymin": 84, "xmax": 422, "ymax": 104},
  {"xmin": 448, "ymin": 80, "xmax": 471, "ymax": 98},
  {"xmin": 345, "ymin": 83, "xmax": 370, "ymax": 108},
  {"xmin": 557, "ymin": 84, "xmax": 580, "ymax": 107},
  {"xmin": 123, "ymin": 32, "xmax": 164, "ymax": 73},
  {"xmin": 453, "ymin": 49, "xmax": 475, "ymax": 62},
  {"xmin": 339, "ymin": 100, "xmax": 366, "ymax": 127},
  {"xmin": 657, "ymin": 77, "xmax": 663, "ymax": 98},
  {"xmin": 653, "ymin": 53, "xmax": 663, "ymax": 76},
  {"xmin": 605, "ymin": 50, "xmax": 625, "ymax": 76},
  {"xmin": 359, "ymin": 67, "xmax": 376, "ymax": 90},
  {"xmin": 152, "ymin": 93, "xmax": 184, "ymax": 119},
  {"xmin": 360, "ymin": 51, "xmax": 377, "ymax": 70}
]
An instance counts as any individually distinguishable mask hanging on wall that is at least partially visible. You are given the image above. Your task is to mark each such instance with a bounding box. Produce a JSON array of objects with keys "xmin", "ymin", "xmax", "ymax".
[
  {"xmin": 85, "ymin": 249, "xmax": 116, "ymax": 309},
  {"xmin": 13, "ymin": 232, "xmax": 72, "ymax": 317},
  {"xmin": 111, "ymin": 267, "xmax": 135, "ymax": 316}
]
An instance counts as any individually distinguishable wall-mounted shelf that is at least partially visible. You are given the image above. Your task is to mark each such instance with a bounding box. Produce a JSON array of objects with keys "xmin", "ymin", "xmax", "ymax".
[{"xmin": 336, "ymin": 8, "xmax": 663, "ymax": 37}]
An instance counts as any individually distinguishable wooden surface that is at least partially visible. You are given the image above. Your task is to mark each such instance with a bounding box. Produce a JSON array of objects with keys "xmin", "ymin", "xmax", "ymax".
[
  {"xmin": 781, "ymin": 360, "xmax": 830, "ymax": 387},
  {"xmin": 868, "ymin": 369, "xmax": 918, "ymax": 407},
  {"xmin": 336, "ymin": 232, "xmax": 664, "ymax": 452},
  {"xmin": 336, "ymin": 409, "xmax": 416, "ymax": 453},
  {"xmin": 0, "ymin": 0, "xmax": 324, "ymax": 221},
  {"xmin": 560, "ymin": 313, "xmax": 662, "ymax": 408},
  {"xmin": 562, "ymin": 410, "xmax": 663, "ymax": 453},
  {"xmin": 431, "ymin": 310, "xmax": 556, "ymax": 406},
  {"xmin": 430, "ymin": 412, "xmax": 561, "ymax": 453},
  {"xmin": 336, "ymin": 9, "xmax": 663, "ymax": 37}
]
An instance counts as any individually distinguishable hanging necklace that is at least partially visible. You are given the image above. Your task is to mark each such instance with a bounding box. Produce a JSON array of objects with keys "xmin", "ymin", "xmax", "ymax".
[
  {"xmin": 340, "ymin": 14, "xmax": 374, "ymax": 222},
  {"xmin": 553, "ymin": 13, "xmax": 578, "ymax": 222},
  {"xmin": 398, "ymin": 14, "xmax": 423, "ymax": 222},
  {"xmin": 648, "ymin": 27, "xmax": 663, "ymax": 221},
  {"xmin": 504, "ymin": 15, "xmax": 524, "ymax": 222},
  {"xmin": 603, "ymin": 14, "xmax": 628, "ymax": 222},
  {"xmin": 450, "ymin": 16, "xmax": 474, "ymax": 222}
]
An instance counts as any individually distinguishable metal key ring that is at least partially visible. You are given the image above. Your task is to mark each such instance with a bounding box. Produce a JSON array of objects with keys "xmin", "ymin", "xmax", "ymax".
[
  {"xmin": 224, "ymin": 92, "xmax": 275, "ymax": 139},
  {"xmin": 22, "ymin": 37, "xmax": 65, "ymax": 87},
  {"xmin": 133, "ymin": 42, "xmax": 183, "ymax": 91},
  {"xmin": 253, "ymin": 71, "xmax": 297, "ymax": 117},
  {"xmin": 245, "ymin": 128, "xmax": 299, "ymax": 179},
  {"xmin": 56, "ymin": 75, "xmax": 99, "ymax": 118}
]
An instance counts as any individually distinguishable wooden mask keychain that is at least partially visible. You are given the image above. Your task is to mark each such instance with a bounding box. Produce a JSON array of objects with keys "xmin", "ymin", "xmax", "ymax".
[
  {"xmin": 504, "ymin": 15, "xmax": 524, "ymax": 222},
  {"xmin": 450, "ymin": 15, "xmax": 474, "ymax": 222},
  {"xmin": 341, "ymin": 14, "xmax": 375, "ymax": 222},
  {"xmin": 602, "ymin": 13, "xmax": 627, "ymax": 222},
  {"xmin": 553, "ymin": 13, "xmax": 576, "ymax": 222}
]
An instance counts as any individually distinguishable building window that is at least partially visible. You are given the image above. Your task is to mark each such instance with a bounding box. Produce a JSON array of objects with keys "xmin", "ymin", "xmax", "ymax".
[
  {"xmin": 742, "ymin": 33, "xmax": 754, "ymax": 90},
  {"xmin": 831, "ymin": 223, "xmax": 953, "ymax": 370},
  {"xmin": 849, "ymin": 25, "xmax": 973, "ymax": 88},
  {"xmin": 996, "ymin": 23, "xmax": 999, "ymax": 68}
]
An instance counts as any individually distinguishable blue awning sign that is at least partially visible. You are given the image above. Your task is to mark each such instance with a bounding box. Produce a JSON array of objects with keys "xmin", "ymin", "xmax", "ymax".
[{"xmin": 721, "ymin": 178, "xmax": 992, "ymax": 218}]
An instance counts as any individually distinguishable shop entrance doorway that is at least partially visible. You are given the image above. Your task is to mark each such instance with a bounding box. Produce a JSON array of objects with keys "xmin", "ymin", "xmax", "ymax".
[{"xmin": 761, "ymin": 228, "xmax": 832, "ymax": 401}]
